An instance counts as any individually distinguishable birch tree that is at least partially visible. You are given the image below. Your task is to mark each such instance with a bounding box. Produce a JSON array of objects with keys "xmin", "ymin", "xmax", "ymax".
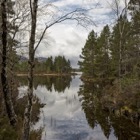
[
  {"xmin": 0, "ymin": 0, "xmax": 30, "ymax": 126},
  {"xmin": 109, "ymin": 0, "xmax": 129, "ymax": 92},
  {"xmin": 0, "ymin": 0, "xmax": 17, "ymax": 126},
  {"xmin": 22, "ymin": 0, "xmax": 94, "ymax": 140}
]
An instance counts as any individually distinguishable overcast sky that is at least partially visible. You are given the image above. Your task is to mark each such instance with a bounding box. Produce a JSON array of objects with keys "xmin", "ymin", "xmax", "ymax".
[{"xmin": 33, "ymin": 0, "xmax": 128, "ymax": 68}]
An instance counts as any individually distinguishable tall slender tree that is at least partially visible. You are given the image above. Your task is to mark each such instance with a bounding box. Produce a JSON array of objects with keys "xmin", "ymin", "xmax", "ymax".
[
  {"xmin": 78, "ymin": 30, "xmax": 97, "ymax": 78},
  {"xmin": 128, "ymin": 0, "xmax": 140, "ymax": 78},
  {"xmin": 110, "ymin": 16, "xmax": 131, "ymax": 78},
  {"xmin": 0, "ymin": 0, "xmax": 17, "ymax": 126},
  {"xmin": 95, "ymin": 25, "xmax": 111, "ymax": 79},
  {"xmin": 22, "ymin": 0, "xmax": 38, "ymax": 139},
  {"xmin": 22, "ymin": 0, "xmax": 94, "ymax": 139},
  {"xmin": 45, "ymin": 56, "xmax": 53, "ymax": 73}
]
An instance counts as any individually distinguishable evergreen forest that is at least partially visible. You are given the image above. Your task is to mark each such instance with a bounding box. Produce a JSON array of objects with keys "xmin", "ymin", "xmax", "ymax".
[
  {"xmin": 16, "ymin": 56, "xmax": 72, "ymax": 74},
  {"xmin": 0, "ymin": 0, "xmax": 140, "ymax": 140},
  {"xmin": 78, "ymin": 0, "xmax": 140, "ymax": 134}
]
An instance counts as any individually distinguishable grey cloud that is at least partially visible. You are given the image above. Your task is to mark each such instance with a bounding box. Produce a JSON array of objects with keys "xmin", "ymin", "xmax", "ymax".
[
  {"xmin": 65, "ymin": 31, "xmax": 84, "ymax": 47},
  {"xmin": 66, "ymin": 56, "xmax": 80, "ymax": 68},
  {"xmin": 36, "ymin": 0, "xmax": 121, "ymax": 67}
]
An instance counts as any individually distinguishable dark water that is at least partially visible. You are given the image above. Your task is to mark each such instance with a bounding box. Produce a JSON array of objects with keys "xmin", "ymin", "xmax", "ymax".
[{"xmin": 18, "ymin": 75, "xmax": 140, "ymax": 140}]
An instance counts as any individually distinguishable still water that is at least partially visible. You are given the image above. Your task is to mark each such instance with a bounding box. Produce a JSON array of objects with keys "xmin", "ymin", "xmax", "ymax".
[{"xmin": 18, "ymin": 75, "xmax": 140, "ymax": 140}]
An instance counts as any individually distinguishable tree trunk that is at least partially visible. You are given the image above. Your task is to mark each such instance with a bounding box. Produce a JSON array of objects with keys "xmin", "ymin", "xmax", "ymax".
[
  {"xmin": 22, "ymin": 0, "xmax": 38, "ymax": 140},
  {"xmin": 0, "ymin": 0, "xmax": 17, "ymax": 126}
]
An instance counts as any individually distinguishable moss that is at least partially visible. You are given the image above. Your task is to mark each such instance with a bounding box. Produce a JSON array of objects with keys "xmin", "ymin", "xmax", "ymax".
[
  {"xmin": 0, "ymin": 118, "xmax": 17, "ymax": 140},
  {"xmin": 30, "ymin": 129, "xmax": 43, "ymax": 140}
]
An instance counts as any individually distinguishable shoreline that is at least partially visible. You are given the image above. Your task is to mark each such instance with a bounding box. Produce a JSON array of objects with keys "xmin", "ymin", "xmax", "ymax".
[{"xmin": 16, "ymin": 73, "xmax": 79, "ymax": 77}]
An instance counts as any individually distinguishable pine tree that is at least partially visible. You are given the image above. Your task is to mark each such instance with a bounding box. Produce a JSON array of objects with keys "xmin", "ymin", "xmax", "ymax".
[
  {"xmin": 128, "ymin": 0, "xmax": 140, "ymax": 78},
  {"xmin": 45, "ymin": 56, "xmax": 53, "ymax": 73},
  {"xmin": 78, "ymin": 30, "xmax": 97, "ymax": 78},
  {"xmin": 54, "ymin": 56, "xmax": 62, "ymax": 73},
  {"xmin": 53, "ymin": 56, "xmax": 71, "ymax": 73},
  {"xmin": 95, "ymin": 25, "xmax": 111, "ymax": 79}
]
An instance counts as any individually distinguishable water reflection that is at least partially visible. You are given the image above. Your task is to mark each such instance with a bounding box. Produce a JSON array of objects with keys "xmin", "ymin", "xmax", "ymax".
[
  {"xmin": 78, "ymin": 81, "xmax": 140, "ymax": 140},
  {"xmin": 18, "ymin": 76, "xmax": 72, "ymax": 92},
  {"xmin": 18, "ymin": 76, "xmax": 140, "ymax": 140}
]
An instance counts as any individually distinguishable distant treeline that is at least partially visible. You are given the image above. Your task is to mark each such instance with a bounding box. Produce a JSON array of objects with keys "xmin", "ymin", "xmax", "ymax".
[{"xmin": 16, "ymin": 56, "xmax": 72, "ymax": 73}]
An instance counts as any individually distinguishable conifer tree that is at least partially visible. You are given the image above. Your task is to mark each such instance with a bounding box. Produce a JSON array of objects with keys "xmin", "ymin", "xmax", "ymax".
[
  {"xmin": 95, "ymin": 25, "xmax": 111, "ymax": 79},
  {"xmin": 45, "ymin": 56, "xmax": 53, "ymax": 73},
  {"xmin": 78, "ymin": 30, "xmax": 97, "ymax": 78},
  {"xmin": 128, "ymin": 0, "xmax": 140, "ymax": 78},
  {"xmin": 53, "ymin": 56, "xmax": 71, "ymax": 73}
]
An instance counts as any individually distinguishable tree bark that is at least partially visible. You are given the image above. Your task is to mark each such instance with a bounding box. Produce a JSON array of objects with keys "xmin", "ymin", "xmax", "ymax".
[
  {"xmin": 22, "ymin": 0, "xmax": 38, "ymax": 140},
  {"xmin": 21, "ymin": 0, "xmax": 93, "ymax": 139},
  {"xmin": 0, "ymin": 0, "xmax": 17, "ymax": 126}
]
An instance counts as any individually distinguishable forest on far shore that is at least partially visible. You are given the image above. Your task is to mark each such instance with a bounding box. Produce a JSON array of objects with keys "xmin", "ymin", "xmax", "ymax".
[{"xmin": 16, "ymin": 55, "xmax": 72, "ymax": 74}]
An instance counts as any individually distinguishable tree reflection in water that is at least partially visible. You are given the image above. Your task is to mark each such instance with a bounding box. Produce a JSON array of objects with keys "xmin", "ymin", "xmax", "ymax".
[
  {"xmin": 78, "ymin": 81, "xmax": 140, "ymax": 140},
  {"xmin": 18, "ymin": 76, "xmax": 140, "ymax": 139},
  {"xmin": 18, "ymin": 76, "xmax": 72, "ymax": 93}
]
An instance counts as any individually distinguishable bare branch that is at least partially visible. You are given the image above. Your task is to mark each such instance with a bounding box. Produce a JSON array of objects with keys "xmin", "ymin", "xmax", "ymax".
[{"xmin": 34, "ymin": 8, "xmax": 95, "ymax": 52}]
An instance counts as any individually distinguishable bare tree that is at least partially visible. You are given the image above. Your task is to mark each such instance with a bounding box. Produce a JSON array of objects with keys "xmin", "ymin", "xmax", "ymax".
[
  {"xmin": 22, "ymin": 1, "xmax": 94, "ymax": 140},
  {"xmin": 22, "ymin": 0, "xmax": 38, "ymax": 139}
]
